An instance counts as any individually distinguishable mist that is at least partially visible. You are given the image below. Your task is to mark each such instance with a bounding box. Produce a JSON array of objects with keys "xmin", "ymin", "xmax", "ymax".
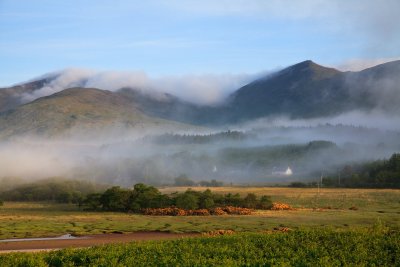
[
  {"xmin": 2, "ymin": 60, "xmax": 400, "ymax": 186},
  {"xmin": 1, "ymin": 111, "xmax": 399, "ymax": 186},
  {"xmin": 19, "ymin": 69, "xmax": 262, "ymax": 106}
]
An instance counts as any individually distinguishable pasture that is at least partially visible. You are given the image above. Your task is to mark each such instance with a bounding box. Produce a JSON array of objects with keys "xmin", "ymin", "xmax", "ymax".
[{"xmin": 0, "ymin": 187, "xmax": 399, "ymax": 240}]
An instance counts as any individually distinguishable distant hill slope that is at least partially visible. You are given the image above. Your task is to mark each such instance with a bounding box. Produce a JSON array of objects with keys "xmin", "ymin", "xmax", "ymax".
[
  {"xmin": 118, "ymin": 60, "xmax": 400, "ymax": 124},
  {"xmin": 227, "ymin": 60, "xmax": 400, "ymax": 122},
  {"xmin": 0, "ymin": 77, "xmax": 54, "ymax": 112},
  {"xmin": 0, "ymin": 87, "xmax": 193, "ymax": 138},
  {"xmin": 116, "ymin": 88, "xmax": 220, "ymax": 125}
]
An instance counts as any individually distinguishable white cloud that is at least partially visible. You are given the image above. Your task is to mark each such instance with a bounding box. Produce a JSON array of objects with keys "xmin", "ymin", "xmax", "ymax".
[
  {"xmin": 335, "ymin": 57, "xmax": 400, "ymax": 72},
  {"xmin": 242, "ymin": 110, "xmax": 400, "ymax": 131},
  {"xmin": 21, "ymin": 68, "xmax": 95, "ymax": 102},
  {"xmin": 161, "ymin": 0, "xmax": 400, "ymax": 55},
  {"xmin": 20, "ymin": 68, "xmax": 262, "ymax": 105}
]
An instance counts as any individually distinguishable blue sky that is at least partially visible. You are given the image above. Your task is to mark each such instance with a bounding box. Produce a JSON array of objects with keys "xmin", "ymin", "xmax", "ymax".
[{"xmin": 1, "ymin": 0, "xmax": 399, "ymax": 86}]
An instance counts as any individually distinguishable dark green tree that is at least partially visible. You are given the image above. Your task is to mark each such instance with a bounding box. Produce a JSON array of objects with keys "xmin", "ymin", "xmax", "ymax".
[
  {"xmin": 199, "ymin": 189, "xmax": 215, "ymax": 209},
  {"xmin": 175, "ymin": 191, "xmax": 199, "ymax": 210},
  {"xmin": 174, "ymin": 175, "xmax": 195, "ymax": 186},
  {"xmin": 83, "ymin": 193, "xmax": 102, "ymax": 210},
  {"xmin": 243, "ymin": 193, "xmax": 258, "ymax": 209},
  {"xmin": 100, "ymin": 186, "xmax": 130, "ymax": 211},
  {"xmin": 257, "ymin": 195, "xmax": 272, "ymax": 209}
]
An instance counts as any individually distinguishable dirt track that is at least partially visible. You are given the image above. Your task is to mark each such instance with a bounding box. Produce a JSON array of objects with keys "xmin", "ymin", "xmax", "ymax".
[{"xmin": 0, "ymin": 232, "xmax": 199, "ymax": 253}]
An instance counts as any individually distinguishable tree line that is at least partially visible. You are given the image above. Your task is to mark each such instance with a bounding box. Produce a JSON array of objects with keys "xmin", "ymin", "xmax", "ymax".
[
  {"xmin": 0, "ymin": 178, "xmax": 107, "ymax": 203},
  {"xmin": 173, "ymin": 175, "xmax": 224, "ymax": 187},
  {"xmin": 83, "ymin": 183, "xmax": 272, "ymax": 212}
]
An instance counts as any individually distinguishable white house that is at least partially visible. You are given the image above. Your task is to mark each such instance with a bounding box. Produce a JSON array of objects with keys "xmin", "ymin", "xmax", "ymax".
[{"xmin": 272, "ymin": 166, "xmax": 293, "ymax": 176}]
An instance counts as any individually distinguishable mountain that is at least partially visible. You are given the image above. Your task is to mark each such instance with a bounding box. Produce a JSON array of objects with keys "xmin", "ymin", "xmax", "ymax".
[
  {"xmin": 0, "ymin": 77, "xmax": 55, "ymax": 112},
  {"xmin": 116, "ymin": 60, "xmax": 400, "ymax": 125},
  {"xmin": 116, "ymin": 88, "xmax": 220, "ymax": 125},
  {"xmin": 1, "ymin": 60, "xmax": 399, "ymax": 130},
  {"xmin": 227, "ymin": 60, "xmax": 400, "ymax": 122},
  {"xmin": 0, "ymin": 87, "xmax": 192, "ymax": 138}
]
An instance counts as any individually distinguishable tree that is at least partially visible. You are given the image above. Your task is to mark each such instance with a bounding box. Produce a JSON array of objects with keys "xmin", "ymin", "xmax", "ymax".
[
  {"xmin": 100, "ymin": 186, "xmax": 130, "ymax": 211},
  {"xmin": 83, "ymin": 193, "xmax": 102, "ymax": 210},
  {"xmin": 56, "ymin": 191, "xmax": 73, "ymax": 203},
  {"xmin": 243, "ymin": 193, "xmax": 258, "ymax": 209},
  {"xmin": 174, "ymin": 175, "xmax": 195, "ymax": 186},
  {"xmin": 257, "ymin": 195, "xmax": 272, "ymax": 209},
  {"xmin": 219, "ymin": 193, "xmax": 243, "ymax": 206},
  {"xmin": 175, "ymin": 191, "xmax": 199, "ymax": 210},
  {"xmin": 128, "ymin": 183, "xmax": 168, "ymax": 212},
  {"xmin": 387, "ymin": 153, "xmax": 400, "ymax": 172},
  {"xmin": 199, "ymin": 189, "xmax": 215, "ymax": 209}
]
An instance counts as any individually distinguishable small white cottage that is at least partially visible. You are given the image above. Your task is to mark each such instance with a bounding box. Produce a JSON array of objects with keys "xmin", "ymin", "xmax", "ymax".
[{"xmin": 272, "ymin": 166, "xmax": 293, "ymax": 176}]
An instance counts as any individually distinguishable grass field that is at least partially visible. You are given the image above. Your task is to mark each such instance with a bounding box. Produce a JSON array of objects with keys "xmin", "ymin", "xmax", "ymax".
[
  {"xmin": 1, "ymin": 187, "xmax": 399, "ymax": 240},
  {"xmin": 1, "ymin": 230, "xmax": 399, "ymax": 266},
  {"xmin": 160, "ymin": 186, "xmax": 400, "ymax": 210}
]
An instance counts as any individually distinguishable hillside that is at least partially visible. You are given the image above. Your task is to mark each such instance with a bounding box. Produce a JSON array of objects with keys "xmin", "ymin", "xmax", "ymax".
[
  {"xmin": 117, "ymin": 88, "xmax": 219, "ymax": 125},
  {"xmin": 118, "ymin": 60, "xmax": 400, "ymax": 124},
  {"xmin": 227, "ymin": 60, "xmax": 400, "ymax": 122},
  {"xmin": 0, "ymin": 77, "xmax": 54, "ymax": 112},
  {"xmin": 0, "ymin": 87, "xmax": 192, "ymax": 138}
]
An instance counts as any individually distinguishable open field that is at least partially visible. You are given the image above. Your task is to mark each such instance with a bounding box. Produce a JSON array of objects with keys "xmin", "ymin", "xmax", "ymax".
[
  {"xmin": 0, "ymin": 232, "xmax": 198, "ymax": 253},
  {"xmin": 160, "ymin": 187, "xmax": 400, "ymax": 210},
  {"xmin": 0, "ymin": 187, "xmax": 399, "ymax": 241}
]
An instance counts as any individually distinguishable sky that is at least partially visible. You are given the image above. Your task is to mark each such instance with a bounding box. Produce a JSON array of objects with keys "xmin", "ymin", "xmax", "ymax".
[{"xmin": 0, "ymin": 0, "xmax": 399, "ymax": 87}]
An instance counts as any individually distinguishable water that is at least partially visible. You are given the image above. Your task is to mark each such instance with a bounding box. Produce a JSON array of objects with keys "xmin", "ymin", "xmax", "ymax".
[{"xmin": 0, "ymin": 234, "xmax": 83, "ymax": 242}]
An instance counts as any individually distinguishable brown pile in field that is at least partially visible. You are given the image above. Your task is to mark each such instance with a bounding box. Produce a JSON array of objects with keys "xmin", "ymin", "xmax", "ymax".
[
  {"xmin": 143, "ymin": 207, "xmax": 186, "ymax": 216},
  {"xmin": 203, "ymin": 229, "xmax": 235, "ymax": 236},
  {"xmin": 273, "ymin": 227, "xmax": 292, "ymax": 232},
  {"xmin": 222, "ymin": 206, "xmax": 253, "ymax": 215},
  {"xmin": 210, "ymin": 207, "xmax": 227, "ymax": 215},
  {"xmin": 271, "ymin": 202, "xmax": 293, "ymax": 210},
  {"xmin": 142, "ymin": 206, "xmax": 254, "ymax": 216},
  {"xmin": 187, "ymin": 209, "xmax": 210, "ymax": 216}
]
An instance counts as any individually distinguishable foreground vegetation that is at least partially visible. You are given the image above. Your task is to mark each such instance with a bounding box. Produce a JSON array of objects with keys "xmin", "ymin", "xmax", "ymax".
[{"xmin": 1, "ymin": 229, "xmax": 399, "ymax": 266}]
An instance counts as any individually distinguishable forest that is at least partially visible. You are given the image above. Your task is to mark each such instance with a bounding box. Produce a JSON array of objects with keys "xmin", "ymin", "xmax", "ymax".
[{"xmin": 290, "ymin": 153, "xmax": 400, "ymax": 188}]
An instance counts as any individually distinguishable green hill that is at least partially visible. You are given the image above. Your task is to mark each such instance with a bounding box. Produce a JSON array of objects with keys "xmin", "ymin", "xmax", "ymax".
[{"xmin": 0, "ymin": 87, "xmax": 193, "ymax": 138}]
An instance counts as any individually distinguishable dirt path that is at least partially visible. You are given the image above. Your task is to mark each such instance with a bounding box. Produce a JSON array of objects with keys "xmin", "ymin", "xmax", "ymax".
[{"xmin": 0, "ymin": 232, "xmax": 199, "ymax": 253}]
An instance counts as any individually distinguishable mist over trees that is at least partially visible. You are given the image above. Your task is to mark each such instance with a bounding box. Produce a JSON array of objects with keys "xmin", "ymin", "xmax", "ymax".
[{"xmin": 290, "ymin": 153, "xmax": 400, "ymax": 188}]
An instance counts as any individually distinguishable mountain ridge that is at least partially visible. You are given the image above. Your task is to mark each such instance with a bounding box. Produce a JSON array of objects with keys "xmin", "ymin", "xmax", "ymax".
[{"xmin": 0, "ymin": 59, "xmax": 399, "ymax": 136}]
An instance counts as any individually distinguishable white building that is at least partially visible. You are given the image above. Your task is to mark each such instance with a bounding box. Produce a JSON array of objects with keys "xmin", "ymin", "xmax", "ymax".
[{"xmin": 272, "ymin": 166, "xmax": 293, "ymax": 176}]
